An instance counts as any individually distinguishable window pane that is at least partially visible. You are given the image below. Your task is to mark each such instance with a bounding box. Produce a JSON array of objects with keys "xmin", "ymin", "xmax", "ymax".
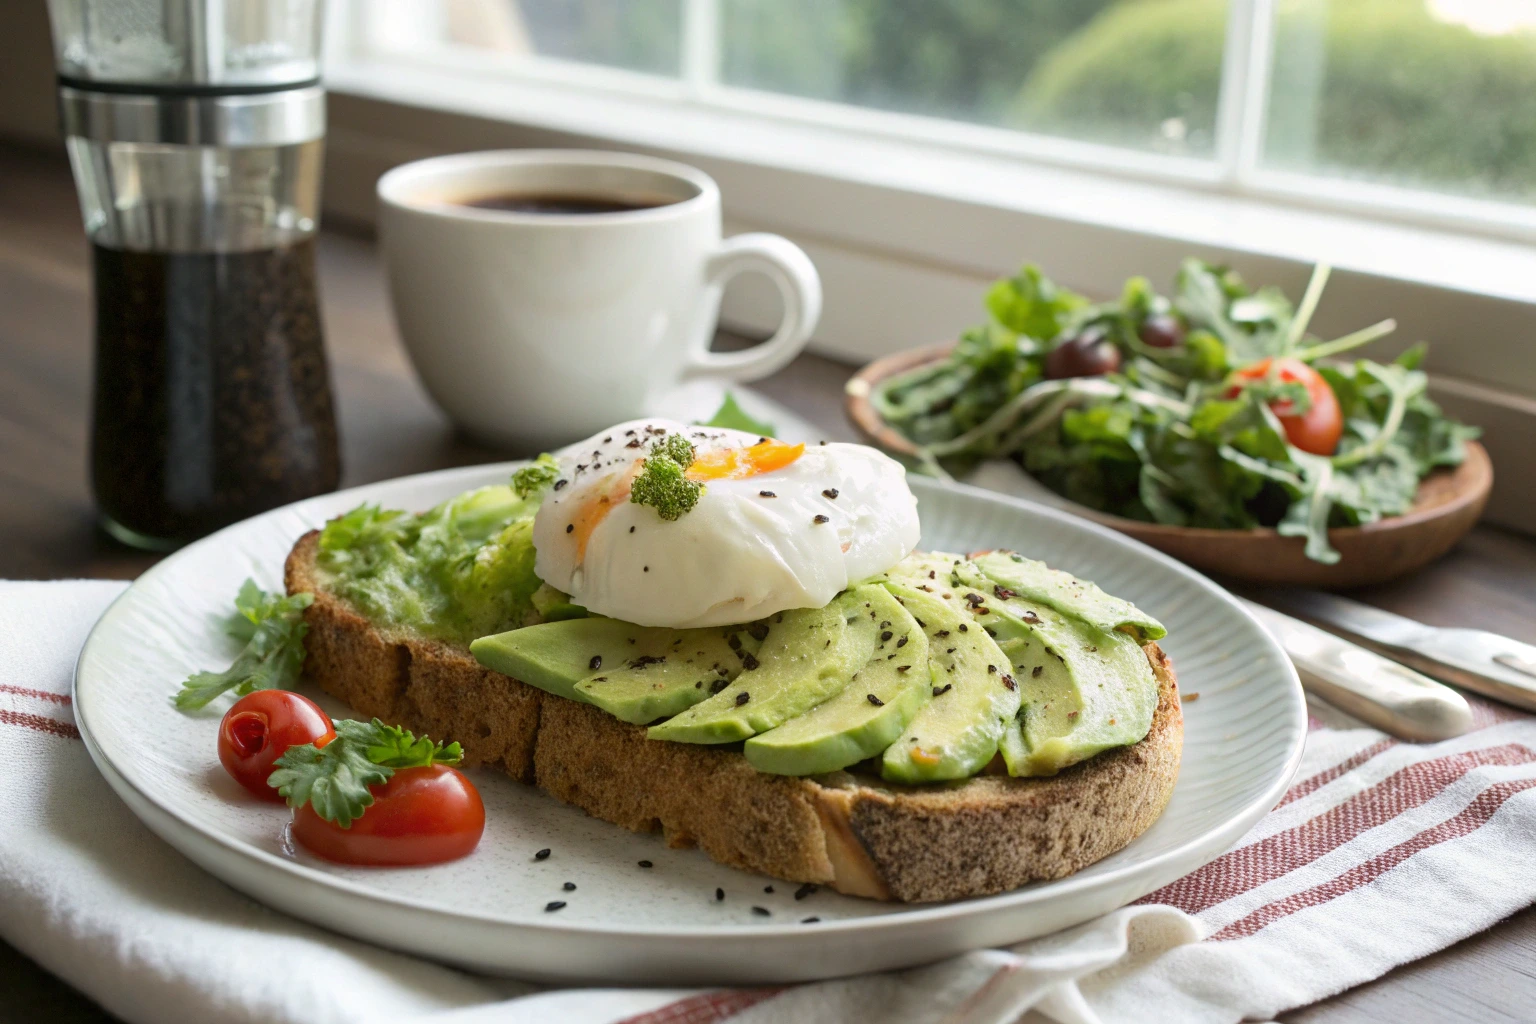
[
  {"xmin": 719, "ymin": 0, "xmax": 1229, "ymax": 157},
  {"xmin": 1264, "ymin": 0, "xmax": 1536, "ymax": 204},
  {"xmin": 369, "ymin": 0, "xmax": 682, "ymax": 77}
]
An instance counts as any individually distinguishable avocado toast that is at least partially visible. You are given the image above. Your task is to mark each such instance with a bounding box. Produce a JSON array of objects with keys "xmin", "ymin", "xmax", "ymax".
[{"xmin": 283, "ymin": 522, "xmax": 1181, "ymax": 902}]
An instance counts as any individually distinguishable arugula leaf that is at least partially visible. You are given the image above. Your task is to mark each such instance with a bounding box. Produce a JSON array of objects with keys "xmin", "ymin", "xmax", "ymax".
[
  {"xmin": 985, "ymin": 264, "xmax": 1086, "ymax": 340},
  {"xmin": 269, "ymin": 718, "xmax": 463, "ymax": 827},
  {"xmin": 174, "ymin": 582, "xmax": 314, "ymax": 711},
  {"xmin": 697, "ymin": 392, "xmax": 776, "ymax": 436}
]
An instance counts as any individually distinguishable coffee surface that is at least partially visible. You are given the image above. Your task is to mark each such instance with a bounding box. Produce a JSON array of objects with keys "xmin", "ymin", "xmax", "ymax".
[{"xmin": 460, "ymin": 192, "xmax": 673, "ymax": 215}]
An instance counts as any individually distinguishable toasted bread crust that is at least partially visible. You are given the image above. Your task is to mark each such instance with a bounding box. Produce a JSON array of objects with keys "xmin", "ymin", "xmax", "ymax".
[{"xmin": 287, "ymin": 531, "xmax": 1182, "ymax": 902}]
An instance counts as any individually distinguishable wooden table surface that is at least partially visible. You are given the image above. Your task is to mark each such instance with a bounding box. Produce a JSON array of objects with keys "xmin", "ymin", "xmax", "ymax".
[{"xmin": 3, "ymin": 144, "xmax": 1535, "ymax": 1023}]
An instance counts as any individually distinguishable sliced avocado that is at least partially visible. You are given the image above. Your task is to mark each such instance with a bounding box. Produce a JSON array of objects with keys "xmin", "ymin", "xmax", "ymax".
[
  {"xmin": 647, "ymin": 587, "xmax": 881, "ymax": 744},
  {"xmin": 743, "ymin": 586, "xmax": 931, "ymax": 776},
  {"xmin": 877, "ymin": 571, "xmax": 1021, "ymax": 784},
  {"xmin": 970, "ymin": 550, "xmax": 1165, "ymax": 643},
  {"xmin": 530, "ymin": 583, "xmax": 588, "ymax": 622},
  {"xmin": 469, "ymin": 618, "xmax": 750, "ymax": 719},
  {"xmin": 937, "ymin": 558, "xmax": 1158, "ymax": 776}
]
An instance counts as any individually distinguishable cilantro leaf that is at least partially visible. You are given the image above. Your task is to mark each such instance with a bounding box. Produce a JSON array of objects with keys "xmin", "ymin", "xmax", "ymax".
[
  {"xmin": 697, "ymin": 392, "xmax": 776, "ymax": 436},
  {"xmin": 354, "ymin": 719, "xmax": 464, "ymax": 768},
  {"xmin": 268, "ymin": 718, "xmax": 463, "ymax": 827},
  {"xmin": 512, "ymin": 453, "xmax": 561, "ymax": 499},
  {"xmin": 175, "ymin": 582, "xmax": 314, "ymax": 711}
]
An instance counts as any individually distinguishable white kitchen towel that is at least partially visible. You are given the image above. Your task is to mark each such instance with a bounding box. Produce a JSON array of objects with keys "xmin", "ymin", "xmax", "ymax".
[{"xmin": 5, "ymin": 580, "xmax": 1535, "ymax": 1024}]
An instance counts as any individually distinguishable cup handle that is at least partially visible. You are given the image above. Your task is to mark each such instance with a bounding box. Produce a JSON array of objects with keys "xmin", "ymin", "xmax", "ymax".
[{"xmin": 684, "ymin": 233, "xmax": 823, "ymax": 384}]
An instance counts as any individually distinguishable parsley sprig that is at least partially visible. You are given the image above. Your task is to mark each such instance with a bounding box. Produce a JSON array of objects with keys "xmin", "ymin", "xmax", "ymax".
[
  {"xmin": 269, "ymin": 719, "xmax": 464, "ymax": 827},
  {"xmin": 174, "ymin": 580, "xmax": 314, "ymax": 711}
]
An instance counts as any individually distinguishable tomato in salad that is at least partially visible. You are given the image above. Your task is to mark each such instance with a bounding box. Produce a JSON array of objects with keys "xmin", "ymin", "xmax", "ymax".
[
  {"xmin": 218, "ymin": 690, "xmax": 335, "ymax": 801},
  {"xmin": 291, "ymin": 763, "xmax": 485, "ymax": 866},
  {"xmin": 1226, "ymin": 357, "xmax": 1343, "ymax": 456}
]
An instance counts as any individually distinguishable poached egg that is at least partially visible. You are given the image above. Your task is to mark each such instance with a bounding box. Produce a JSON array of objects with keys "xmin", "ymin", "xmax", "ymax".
[{"xmin": 530, "ymin": 418, "xmax": 920, "ymax": 628}]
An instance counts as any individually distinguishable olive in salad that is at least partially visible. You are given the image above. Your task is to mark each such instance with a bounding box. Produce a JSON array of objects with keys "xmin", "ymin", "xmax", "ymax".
[{"xmin": 874, "ymin": 260, "xmax": 1480, "ymax": 564}]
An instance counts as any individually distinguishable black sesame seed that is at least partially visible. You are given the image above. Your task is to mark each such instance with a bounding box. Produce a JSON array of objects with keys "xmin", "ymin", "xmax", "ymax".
[
  {"xmin": 867, "ymin": 693, "xmax": 884, "ymax": 707},
  {"xmin": 896, "ymin": 636, "xmax": 908, "ymax": 648},
  {"xmin": 716, "ymin": 887, "xmax": 725, "ymax": 901},
  {"xmin": 565, "ymin": 523, "xmax": 574, "ymax": 533},
  {"xmin": 897, "ymin": 665, "xmax": 911, "ymax": 672},
  {"xmin": 736, "ymin": 691, "xmax": 751, "ymax": 706},
  {"xmin": 936, "ymin": 629, "xmax": 950, "ymax": 637},
  {"xmin": 563, "ymin": 882, "xmax": 577, "ymax": 891},
  {"xmin": 535, "ymin": 848, "xmax": 551, "ymax": 860},
  {"xmin": 988, "ymin": 664, "xmax": 998, "ymax": 674},
  {"xmin": 751, "ymin": 906, "xmax": 771, "ymax": 916},
  {"xmin": 759, "ymin": 490, "xmax": 777, "ymax": 498},
  {"xmin": 589, "ymin": 655, "xmax": 602, "ymax": 670},
  {"xmin": 629, "ymin": 525, "xmax": 636, "ymax": 533},
  {"xmin": 822, "ymin": 488, "xmax": 839, "ymax": 499},
  {"xmin": 958, "ymin": 624, "xmax": 969, "ymax": 632},
  {"xmin": 545, "ymin": 901, "xmax": 566, "ymax": 912},
  {"xmin": 801, "ymin": 917, "xmax": 821, "ymax": 924},
  {"xmin": 643, "ymin": 566, "xmax": 649, "ymax": 572},
  {"xmin": 764, "ymin": 885, "xmax": 775, "ymax": 893},
  {"xmin": 813, "ymin": 514, "xmax": 830, "ymax": 524},
  {"xmin": 880, "ymin": 630, "xmax": 893, "ymax": 641},
  {"xmin": 553, "ymin": 479, "xmax": 568, "ymax": 490},
  {"xmin": 794, "ymin": 883, "xmax": 818, "ymax": 900},
  {"xmin": 638, "ymin": 860, "xmax": 653, "ymax": 868}
]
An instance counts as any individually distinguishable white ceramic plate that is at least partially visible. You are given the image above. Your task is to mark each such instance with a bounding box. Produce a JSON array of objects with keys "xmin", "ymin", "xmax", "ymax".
[{"xmin": 74, "ymin": 467, "xmax": 1304, "ymax": 985}]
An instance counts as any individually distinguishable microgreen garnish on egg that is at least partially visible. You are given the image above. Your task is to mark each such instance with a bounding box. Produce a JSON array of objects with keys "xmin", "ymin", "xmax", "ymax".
[
  {"xmin": 511, "ymin": 452, "xmax": 561, "ymax": 499},
  {"xmin": 630, "ymin": 433, "xmax": 703, "ymax": 521}
]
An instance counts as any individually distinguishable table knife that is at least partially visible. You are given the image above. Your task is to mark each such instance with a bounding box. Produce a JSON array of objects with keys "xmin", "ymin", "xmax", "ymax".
[
  {"xmin": 1254, "ymin": 589, "xmax": 1536, "ymax": 713},
  {"xmin": 1241, "ymin": 599, "xmax": 1472, "ymax": 741}
]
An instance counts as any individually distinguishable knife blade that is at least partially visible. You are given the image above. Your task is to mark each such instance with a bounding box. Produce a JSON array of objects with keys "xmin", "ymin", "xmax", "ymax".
[
  {"xmin": 1241, "ymin": 599, "xmax": 1472, "ymax": 741},
  {"xmin": 1255, "ymin": 589, "xmax": 1536, "ymax": 713}
]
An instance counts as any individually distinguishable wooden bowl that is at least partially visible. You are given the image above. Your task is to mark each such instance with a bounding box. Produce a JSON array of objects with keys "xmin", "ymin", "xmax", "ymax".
[{"xmin": 846, "ymin": 343, "xmax": 1493, "ymax": 589}]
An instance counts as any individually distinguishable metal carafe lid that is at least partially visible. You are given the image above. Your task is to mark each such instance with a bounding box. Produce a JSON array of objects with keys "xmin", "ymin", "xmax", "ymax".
[
  {"xmin": 50, "ymin": 1, "xmax": 326, "ymax": 148},
  {"xmin": 48, "ymin": 0, "xmax": 324, "ymax": 91}
]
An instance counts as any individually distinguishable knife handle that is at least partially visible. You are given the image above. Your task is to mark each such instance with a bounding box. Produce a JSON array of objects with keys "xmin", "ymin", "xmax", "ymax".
[{"xmin": 1244, "ymin": 601, "xmax": 1473, "ymax": 742}]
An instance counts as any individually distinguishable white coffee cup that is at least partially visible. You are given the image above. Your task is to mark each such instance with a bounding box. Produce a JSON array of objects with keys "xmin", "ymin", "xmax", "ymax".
[{"xmin": 377, "ymin": 149, "xmax": 822, "ymax": 449}]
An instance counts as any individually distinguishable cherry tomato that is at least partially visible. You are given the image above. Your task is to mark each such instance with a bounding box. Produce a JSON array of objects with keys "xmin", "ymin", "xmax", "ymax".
[
  {"xmin": 1225, "ymin": 357, "xmax": 1343, "ymax": 456},
  {"xmin": 1138, "ymin": 313, "xmax": 1185, "ymax": 349},
  {"xmin": 1045, "ymin": 329, "xmax": 1122, "ymax": 379},
  {"xmin": 291, "ymin": 764, "xmax": 485, "ymax": 867},
  {"xmin": 219, "ymin": 690, "xmax": 335, "ymax": 802}
]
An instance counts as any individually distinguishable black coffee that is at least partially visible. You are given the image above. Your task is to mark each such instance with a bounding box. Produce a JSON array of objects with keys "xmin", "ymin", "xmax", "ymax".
[
  {"xmin": 91, "ymin": 239, "xmax": 341, "ymax": 546},
  {"xmin": 461, "ymin": 192, "xmax": 673, "ymax": 215}
]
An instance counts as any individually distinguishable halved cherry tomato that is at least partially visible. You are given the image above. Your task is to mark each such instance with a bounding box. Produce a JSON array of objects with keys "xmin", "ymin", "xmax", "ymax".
[
  {"xmin": 1225, "ymin": 357, "xmax": 1343, "ymax": 456},
  {"xmin": 291, "ymin": 764, "xmax": 485, "ymax": 866},
  {"xmin": 218, "ymin": 690, "xmax": 335, "ymax": 801}
]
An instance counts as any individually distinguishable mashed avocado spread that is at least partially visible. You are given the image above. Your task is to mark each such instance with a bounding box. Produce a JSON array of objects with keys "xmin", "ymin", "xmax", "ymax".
[{"xmin": 316, "ymin": 485, "xmax": 549, "ymax": 645}]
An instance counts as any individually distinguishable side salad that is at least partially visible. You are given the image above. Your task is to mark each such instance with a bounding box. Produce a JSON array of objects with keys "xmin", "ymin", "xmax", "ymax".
[{"xmin": 874, "ymin": 260, "xmax": 1479, "ymax": 563}]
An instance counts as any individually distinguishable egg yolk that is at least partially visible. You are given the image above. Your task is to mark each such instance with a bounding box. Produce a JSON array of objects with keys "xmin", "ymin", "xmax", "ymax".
[
  {"xmin": 685, "ymin": 440, "xmax": 805, "ymax": 481},
  {"xmin": 567, "ymin": 440, "xmax": 806, "ymax": 565}
]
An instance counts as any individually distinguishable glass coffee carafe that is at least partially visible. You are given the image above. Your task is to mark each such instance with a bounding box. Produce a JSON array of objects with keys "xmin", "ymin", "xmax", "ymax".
[{"xmin": 50, "ymin": 0, "xmax": 340, "ymax": 549}]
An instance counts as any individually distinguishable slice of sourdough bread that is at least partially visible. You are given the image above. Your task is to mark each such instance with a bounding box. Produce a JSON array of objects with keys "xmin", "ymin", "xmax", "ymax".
[{"xmin": 286, "ymin": 531, "xmax": 1182, "ymax": 902}]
